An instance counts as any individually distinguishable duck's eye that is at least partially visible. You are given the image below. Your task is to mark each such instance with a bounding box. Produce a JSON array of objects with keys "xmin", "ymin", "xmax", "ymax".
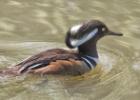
[{"xmin": 102, "ymin": 27, "xmax": 106, "ymax": 32}]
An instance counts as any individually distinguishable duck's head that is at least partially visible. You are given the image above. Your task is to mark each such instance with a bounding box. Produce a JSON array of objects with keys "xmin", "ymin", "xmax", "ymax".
[{"xmin": 65, "ymin": 20, "xmax": 123, "ymax": 48}]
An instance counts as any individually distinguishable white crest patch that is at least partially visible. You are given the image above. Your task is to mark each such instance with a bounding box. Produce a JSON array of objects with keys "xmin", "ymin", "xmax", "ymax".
[
  {"xmin": 71, "ymin": 39, "xmax": 79, "ymax": 47},
  {"xmin": 70, "ymin": 28, "xmax": 98, "ymax": 47},
  {"xmin": 70, "ymin": 24, "xmax": 82, "ymax": 35}
]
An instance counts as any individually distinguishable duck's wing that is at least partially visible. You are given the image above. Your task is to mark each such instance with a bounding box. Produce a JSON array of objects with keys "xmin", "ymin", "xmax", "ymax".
[
  {"xmin": 15, "ymin": 48, "xmax": 81, "ymax": 74},
  {"xmin": 30, "ymin": 58, "xmax": 89, "ymax": 75}
]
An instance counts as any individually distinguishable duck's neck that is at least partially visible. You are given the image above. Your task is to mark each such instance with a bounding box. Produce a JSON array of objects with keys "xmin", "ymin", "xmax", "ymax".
[{"xmin": 78, "ymin": 41, "xmax": 98, "ymax": 59}]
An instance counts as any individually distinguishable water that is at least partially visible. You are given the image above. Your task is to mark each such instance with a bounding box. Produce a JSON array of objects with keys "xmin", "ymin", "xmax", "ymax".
[{"xmin": 0, "ymin": 0, "xmax": 140, "ymax": 100}]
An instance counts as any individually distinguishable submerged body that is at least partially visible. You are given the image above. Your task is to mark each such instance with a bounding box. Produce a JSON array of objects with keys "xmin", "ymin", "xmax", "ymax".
[{"xmin": 0, "ymin": 20, "xmax": 123, "ymax": 76}]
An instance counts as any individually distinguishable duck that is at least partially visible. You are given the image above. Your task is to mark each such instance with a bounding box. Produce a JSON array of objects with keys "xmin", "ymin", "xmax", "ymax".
[{"xmin": 0, "ymin": 20, "xmax": 123, "ymax": 76}]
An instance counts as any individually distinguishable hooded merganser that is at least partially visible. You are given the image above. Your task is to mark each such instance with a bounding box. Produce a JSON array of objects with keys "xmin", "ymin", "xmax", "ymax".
[{"xmin": 0, "ymin": 20, "xmax": 123, "ymax": 76}]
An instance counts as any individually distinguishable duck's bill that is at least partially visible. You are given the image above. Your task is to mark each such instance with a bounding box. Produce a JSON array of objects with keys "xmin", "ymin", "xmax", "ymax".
[{"xmin": 108, "ymin": 31, "xmax": 123, "ymax": 36}]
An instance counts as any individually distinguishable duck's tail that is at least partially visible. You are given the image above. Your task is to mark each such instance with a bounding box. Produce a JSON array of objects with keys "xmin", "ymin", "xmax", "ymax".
[{"xmin": 0, "ymin": 67, "xmax": 20, "ymax": 76}]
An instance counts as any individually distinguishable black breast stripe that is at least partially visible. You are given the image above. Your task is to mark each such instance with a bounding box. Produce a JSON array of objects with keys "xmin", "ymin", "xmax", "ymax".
[
  {"xmin": 81, "ymin": 56, "xmax": 97, "ymax": 69},
  {"xmin": 84, "ymin": 56, "xmax": 97, "ymax": 66}
]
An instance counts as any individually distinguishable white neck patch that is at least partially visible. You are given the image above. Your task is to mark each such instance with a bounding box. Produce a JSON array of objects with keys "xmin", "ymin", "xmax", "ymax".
[
  {"xmin": 70, "ymin": 24, "xmax": 82, "ymax": 35},
  {"xmin": 70, "ymin": 28, "xmax": 98, "ymax": 47}
]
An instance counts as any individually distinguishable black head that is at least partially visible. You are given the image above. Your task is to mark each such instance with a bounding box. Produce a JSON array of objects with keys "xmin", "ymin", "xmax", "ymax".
[{"xmin": 65, "ymin": 20, "xmax": 123, "ymax": 48}]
